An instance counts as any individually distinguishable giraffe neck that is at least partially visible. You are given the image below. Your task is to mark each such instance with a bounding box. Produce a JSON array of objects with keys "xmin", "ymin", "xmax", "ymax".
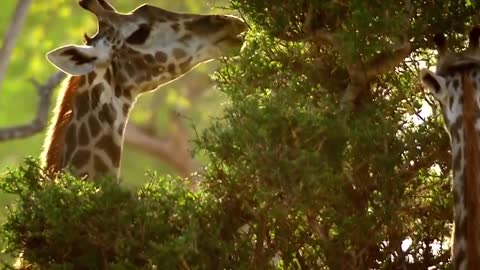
[
  {"xmin": 450, "ymin": 71, "xmax": 480, "ymax": 270},
  {"xmin": 42, "ymin": 69, "xmax": 133, "ymax": 180}
]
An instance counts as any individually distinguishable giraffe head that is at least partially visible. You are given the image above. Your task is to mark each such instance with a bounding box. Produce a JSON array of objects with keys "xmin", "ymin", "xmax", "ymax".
[
  {"xmin": 420, "ymin": 26, "xmax": 480, "ymax": 130},
  {"xmin": 46, "ymin": 0, "xmax": 246, "ymax": 95},
  {"xmin": 420, "ymin": 26, "xmax": 480, "ymax": 270},
  {"xmin": 41, "ymin": 0, "xmax": 246, "ymax": 180}
]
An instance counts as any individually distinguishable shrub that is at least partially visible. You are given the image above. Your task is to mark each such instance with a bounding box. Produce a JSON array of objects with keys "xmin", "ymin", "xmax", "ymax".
[{"xmin": 0, "ymin": 159, "xmax": 225, "ymax": 269}]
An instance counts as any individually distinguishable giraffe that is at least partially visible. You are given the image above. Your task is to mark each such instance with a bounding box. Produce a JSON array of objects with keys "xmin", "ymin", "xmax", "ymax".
[
  {"xmin": 41, "ymin": 0, "xmax": 246, "ymax": 180},
  {"xmin": 420, "ymin": 26, "xmax": 480, "ymax": 270}
]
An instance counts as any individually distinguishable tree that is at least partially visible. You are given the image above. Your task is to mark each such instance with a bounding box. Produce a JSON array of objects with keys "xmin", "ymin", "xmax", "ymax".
[
  {"xmin": 1, "ymin": 0, "xmax": 479, "ymax": 269},
  {"xmin": 193, "ymin": 0, "xmax": 478, "ymax": 268}
]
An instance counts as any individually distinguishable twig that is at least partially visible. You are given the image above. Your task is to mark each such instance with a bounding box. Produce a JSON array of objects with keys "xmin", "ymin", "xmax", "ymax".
[
  {"xmin": 341, "ymin": 41, "xmax": 411, "ymax": 107},
  {"xmin": 124, "ymin": 122, "xmax": 200, "ymax": 178},
  {"xmin": 0, "ymin": 71, "xmax": 66, "ymax": 141},
  {"xmin": 0, "ymin": 0, "xmax": 33, "ymax": 92},
  {"xmin": 180, "ymin": 257, "xmax": 191, "ymax": 270}
]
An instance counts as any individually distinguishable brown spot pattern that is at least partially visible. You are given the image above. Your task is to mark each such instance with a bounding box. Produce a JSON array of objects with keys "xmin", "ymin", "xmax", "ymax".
[
  {"xmin": 144, "ymin": 54, "xmax": 155, "ymax": 64},
  {"xmin": 115, "ymin": 86, "xmax": 122, "ymax": 98},
  {"xmin": 87, "ymin": 72, "xmax": 97, "ymax": 85},
  {"xmin": 171, "ymin": 23, "xmax": 180, "ymax": 32},
  {"xmin": 168, "ymin": 64, "xmax": 176, "ymax": 75},
  {"xmin": 155, "ymin": 51, "xmax": 167, "ymax": 62},
  {"xmin": 94, "ymin": 155, "xmax": 110, "ymax": 173},
  {"xmin": 90, "ymin": 83, "xmax": 104, "ymax": 109},
  {"xmin": 117, "ymin": 124, "xmax": 124, "ymax": 136},
  {"xmin": 78, "ymin": 123, "xmax": 89, "ymax": 146},
  {"xmin": 95, "ymin": 135, "xmax": 121, "ymax": 167},
  {"xmin": 123, "ymin": 87, "xmax": 132, "ymax": 100},
  {"xmin": 453, "ymin": 208, "xmax": 467, "ymax": 270},
  {"xmin": 104, "ymin": 68, "xmax": 112, "ymax": 85},
  {"xmin": 75, "ymin": 91, "xmax": 90, "ymax": 120},
  {"xmin": 453, "ymin": 149, "xmax": 462, "ymax": 173},
  {"xmin": 98, "ymin": 104, "xmax": 115, "ymax": 124},
  {"xmin": 449, "ymin": 117, "xmax": 463, "ymax": 142},
  {"xmin": 173, "ymin": 48, "xmax": 186, "ymax": 59},
  {"xmin": 125, "ymin": 62, "xmax": 135, "ymax": 75},
  {"xmin": 122, "ymin": 104, "xmax": 130, "ymax": 116},
  {"xmin": 179, "ymin": 57, "xmax": 192, "ymax": 73},
  {"xmin": 133, "ymin": 57, "xmax": 146, "ymax": 69},
  {"xmin": 151, "ymin": 66, "xmax": 161, "ymax": 77},
  {"xmin": 135, "ymin": 73, "xmax": 149, "ymax": 84},
  {"xmin": 78, "ymin": 75, "xmax": 87, "ymax": 87},
  {"xmin": 117, "ymin": 72, "xmax": 128, "ymax": 86},
  {"xmin": 179, "ymin": 34, "xmax": 192, "ymax": 44},
  {"xmin": 71, "ymin": 149, "xmax": 90, "ymax": 169},
  {"xmin": 88, "ymin": 115, "xmax": 101, "ymax": 137},
  {"xmin": 111, "ymin": 61, "xmax": 118, "ymax": 77}
]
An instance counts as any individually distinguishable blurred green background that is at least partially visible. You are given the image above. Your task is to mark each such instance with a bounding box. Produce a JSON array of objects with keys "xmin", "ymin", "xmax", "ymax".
[{"xmin": 0, "ymin": 0, "xmax": 232, "ymax": 215}]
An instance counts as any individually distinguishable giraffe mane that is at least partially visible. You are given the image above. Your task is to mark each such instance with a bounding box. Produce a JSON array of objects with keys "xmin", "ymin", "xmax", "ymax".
[
  {"xmin": 462, "ymin": 71, "xmax": 480, "ymax": 266},
  {"xmin": 41, "ymin": 76, "xmax": 84, "ymax": 175}
]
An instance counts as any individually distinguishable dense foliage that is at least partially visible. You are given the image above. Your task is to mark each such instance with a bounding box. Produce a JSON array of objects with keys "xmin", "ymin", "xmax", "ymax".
[
  {"xmin": 194, "ymin": 0, "xmax": 478, "ymax": 268},
  {"xmin": 1, "ymin": 159, "xmax": 225, "ymax": 269},
  {"xmin": 1, "ymin": 0, "xmax": 480, "ymax": 269}
]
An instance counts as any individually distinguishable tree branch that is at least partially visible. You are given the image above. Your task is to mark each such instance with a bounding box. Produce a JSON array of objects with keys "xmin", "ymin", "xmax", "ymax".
[
  {"xmin": 0, "ymin": 71, "xmax": 66, "ymax": 141},
  {"xmin": 0, "ymin": 0, "xmax": 33, "ymax": 92},
  {"xmin": 275, "ymin": 29, "xmax": 338, "ymax": 48},
  {"xmin": 365, "ymin": 41, "xmax": 411, "ymax": 80},
  {"xmin": 124, "ymin": 122, "xmax": 200, "ymax": 178},
  {"xmin": 124, "ymin": 72, "xmax": 212, "ymax": 180},
  {"xmin": 340, "ymin": 68, "xmax": 368, "ymax": 107}
]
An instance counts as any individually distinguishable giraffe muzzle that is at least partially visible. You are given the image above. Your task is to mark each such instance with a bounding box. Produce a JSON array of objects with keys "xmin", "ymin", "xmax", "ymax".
[{"xmin": 213, "ymin": 16, "xmax": 247, "ymax": 54}]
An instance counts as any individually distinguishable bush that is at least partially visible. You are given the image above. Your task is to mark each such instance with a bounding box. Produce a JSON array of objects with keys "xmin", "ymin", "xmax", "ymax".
[{"xmin": 0, "ymin": 159, "xmax": 226, "ymax": 269}]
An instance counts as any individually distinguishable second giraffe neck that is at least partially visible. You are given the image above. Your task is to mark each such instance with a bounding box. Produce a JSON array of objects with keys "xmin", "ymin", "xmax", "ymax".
[
  {"xmin": 450, "ymin": 71, "xmax": 480, "ymax": 270},
  {"xmin": 43, "ymin": 70, "xmax": 133, "ymax": 180}
]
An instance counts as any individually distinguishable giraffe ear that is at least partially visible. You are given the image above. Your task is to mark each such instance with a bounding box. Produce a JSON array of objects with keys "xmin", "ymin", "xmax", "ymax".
[
  {"xmin": 420, "ymin": 68, "xmax": 447, "ymax": 101},
  {"xmin": 46, "ymin": 45, "xmax": 101, "ymax": 75}
]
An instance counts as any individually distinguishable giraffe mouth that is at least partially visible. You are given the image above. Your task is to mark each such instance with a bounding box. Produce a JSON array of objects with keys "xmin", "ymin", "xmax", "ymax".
[{"xmin": 215, "ymin": 32, "xmax": 246, "ymax": 51}]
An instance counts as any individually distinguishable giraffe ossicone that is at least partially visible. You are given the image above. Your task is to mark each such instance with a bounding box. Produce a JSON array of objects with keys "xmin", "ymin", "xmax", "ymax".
[
  {"xmin": 42, "ymin": 0, "xmax": 246, "ymax": 180},
  {"xmin": 420, "ymin": 26, "xmax": 480, "ymax": 270}
]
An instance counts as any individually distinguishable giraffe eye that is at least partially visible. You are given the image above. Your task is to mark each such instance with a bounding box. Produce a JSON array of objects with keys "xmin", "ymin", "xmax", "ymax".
[{"xmin": 126, "ymin": 24, "xmax": 151, "ymax": 44}]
